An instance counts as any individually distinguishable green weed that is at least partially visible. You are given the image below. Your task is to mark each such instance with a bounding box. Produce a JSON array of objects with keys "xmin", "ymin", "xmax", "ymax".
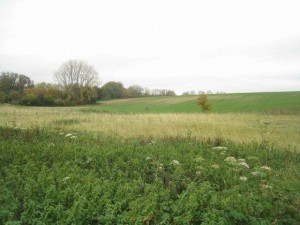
[{"xmin": 1, "ymin": 127, "xmax": 299, "ymax": 224}]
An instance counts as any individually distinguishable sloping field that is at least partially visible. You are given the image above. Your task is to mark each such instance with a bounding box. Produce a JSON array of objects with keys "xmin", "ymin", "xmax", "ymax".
[{"xmin": 84, "ymin": 91, "xmax": 300, "ymax": 113}]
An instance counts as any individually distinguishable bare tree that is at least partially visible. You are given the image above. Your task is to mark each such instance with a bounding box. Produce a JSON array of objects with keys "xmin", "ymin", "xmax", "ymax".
[
  {"xmin": 54, "ymin": 60, "xmax": 99, "ymax": 88},
  {"xmin": 54, "ymin": 60, "xmax": 100, "ymax": 103}
]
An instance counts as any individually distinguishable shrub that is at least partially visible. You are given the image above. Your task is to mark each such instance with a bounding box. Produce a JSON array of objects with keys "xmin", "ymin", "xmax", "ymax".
[{"xmin": 197, "ymin": 92, "xmax": 212, "ymax": 111}]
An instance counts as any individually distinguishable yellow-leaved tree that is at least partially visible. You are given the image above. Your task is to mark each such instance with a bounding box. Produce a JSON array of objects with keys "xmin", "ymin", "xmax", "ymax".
[{"xmin": 197, "ymin": 92, "xmax": 212, "ymax": 111}]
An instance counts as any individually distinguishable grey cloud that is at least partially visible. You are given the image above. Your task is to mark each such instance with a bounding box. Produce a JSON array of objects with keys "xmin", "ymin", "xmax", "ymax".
[
  {"xmin": 196, "ymin": 36, "xmax": 300, "ymax": 62},
  {"xmin": 239, "ymin": 36, "xmax": 300, "ymax": 61}
]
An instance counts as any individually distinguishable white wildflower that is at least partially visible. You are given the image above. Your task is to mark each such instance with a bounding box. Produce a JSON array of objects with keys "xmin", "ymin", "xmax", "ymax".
[
  {"xmin": 62, "ymin": 176, "xmax": 70, "ymax": 183},
  {"xmin": 70, "ymin": 136, "xmax": 77, "ymax": 139},
  {"xmin": 59, "ymin": 132, "xmax": 64, "ymax": 135},
  {"xmin": 261, "ymin": 165, "xmax": 271, "ymax": 171},
  {"xmin": 48, "ymin": 142, "xmax": 55, "ymax": 147},
  {"xmin": 248, "ymin": 156, "xmax": 258, "ymax": 160},
  {"xmin": 220, "ymin": 151, "xmax": 226, "ymax": 156},
  {"xmin": 196, "ymin": 166, "xmax": 204, "ymax": 171},
  {"xmin": 238, "ymin": 158, "xmax": 246, "ymax": 162},
  {"xmin": 251, "ymin": 171, "xmax": 261, "ymax": 176},
  {"xmin": 239, "ymin": 176, "xmax": 247, "ymax": 181},
  {"xmin": 195, "ymin": 157, "xmax": 205, "ymax": 162},
  {"xmin": 261, "ymin": 184, "xmax": 273, "ymax": 189},
  {"xmin": 170, "ymin": 160, "xmax": 180, "ymax": 166},
  {"xmin": 146, "ymin": 157, "xmax": 152, "ymax": 161},
  {"xmin": 158, "ymin": 166, "xmax": 163, "ymax": 170},
  {"xmin": 211, "ymin": 164, "xmax": 220, "ymax": 169},
  {"xmin": 212, "ymin": 146, "xmax": 228, "ymax": 151},
  {"xmin": 65, "ymin": 133, "xmax": 72, "ymax": 137},
  {"xmin": 196, "ymin": 171, "xmax": 201, "ymax": 175},
  {"xmin": 225, "ymin": 156, "xmax": 237, "ymax": 164},
  {"xmin": 14, "ymin": 127, "xmax": 19, "ymax": 130},
  {"xmin": 238, "ymin": 162, "xmax": 249, "ymax": 169}
]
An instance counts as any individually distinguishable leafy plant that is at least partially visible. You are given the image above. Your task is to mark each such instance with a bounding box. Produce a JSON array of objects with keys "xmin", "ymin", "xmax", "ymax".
[
  {"xmin": 0, "ymin": 127, "xmax": 299, "ymax": 224},
  {"xmin": 197, "ymin": 92, "xmax": 212, "ymax": 111}
]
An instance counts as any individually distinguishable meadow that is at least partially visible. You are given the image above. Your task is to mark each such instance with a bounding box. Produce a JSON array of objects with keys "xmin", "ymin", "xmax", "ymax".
[{"xmin": 1, "ymin": 92, "xmax": 300, "ymax": 224}]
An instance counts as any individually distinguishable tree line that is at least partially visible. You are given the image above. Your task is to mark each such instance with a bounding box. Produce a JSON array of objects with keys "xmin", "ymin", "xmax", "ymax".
[{"xmin": 0, "ymin": 60, "xmax": 176, "ymax": 106}]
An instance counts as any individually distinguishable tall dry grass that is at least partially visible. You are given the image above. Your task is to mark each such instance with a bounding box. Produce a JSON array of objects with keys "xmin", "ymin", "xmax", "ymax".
[{"xmin": 0, "ymin": 104, "xmax": 299, "ymax": 151}]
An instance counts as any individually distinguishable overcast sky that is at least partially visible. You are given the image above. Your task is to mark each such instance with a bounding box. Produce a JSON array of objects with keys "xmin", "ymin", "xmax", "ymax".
[{"xmin": 0, "ymin": 0, "xmax": 300, "ymax": 94}]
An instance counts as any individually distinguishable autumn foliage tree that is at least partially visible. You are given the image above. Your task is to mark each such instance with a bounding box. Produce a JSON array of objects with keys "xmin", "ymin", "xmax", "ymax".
[
  {"xmin": 20, "ymin": 83, "xmax": 65, "ymax": 106},
  {"xmin": 197, "ymin": 92, "xmax": 212, "ymax": 111},
  {"xmin": 0, "ymin": 72, "xmax": 34, "ymax": 103}
]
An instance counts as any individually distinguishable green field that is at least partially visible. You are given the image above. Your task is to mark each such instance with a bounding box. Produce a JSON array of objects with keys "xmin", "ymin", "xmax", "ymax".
[
  {"xmin": 1, "ymin": 91, "xmax": 300, "ymax": 224},
  {"xmin": 83, "ymin": 92, "xmax": 300, "ymax": 114}
]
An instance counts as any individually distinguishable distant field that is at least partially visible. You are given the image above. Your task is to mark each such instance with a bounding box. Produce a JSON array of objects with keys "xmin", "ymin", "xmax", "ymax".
[
  {"xmin": 1, "ymin": 104, "xmax": 300, "ymax": 151},
  {"xmin": 83, "ymin": 91, "xmax": 300, "ymax": 113}
]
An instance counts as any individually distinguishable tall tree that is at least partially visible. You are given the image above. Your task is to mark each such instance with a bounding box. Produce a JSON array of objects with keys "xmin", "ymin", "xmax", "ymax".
[
  {"xmin": 54, "ymin": 60, "xmax": 99, "ymax": 103},
  {"xmin": 100, "ymin": 81, "xmax": 125, "ymax": 100},
  {"xmin": 0, "ymin": 72, "xmax": 34, "ymax": 103},
  {"xmin": 0, "ymin": 72, "xmax": 33, "ymax": 95},
  {"xmin": 127, "ymin": 85, "xmax": 144, "ymax": 97},
  {"xmin": 54, "ymin": 60, "xmax": 99, "ymax": 87}
]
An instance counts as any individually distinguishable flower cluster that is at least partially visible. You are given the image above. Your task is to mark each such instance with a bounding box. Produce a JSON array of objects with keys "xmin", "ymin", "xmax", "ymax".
[
  {"xmin": 251, "ymin": 171, "xmax": 261, "ymax": 176},
  {"xmin": 158, "ymin": 163, "xmax": 164, "ymax": 170},
  {"xmin": 211, "ymin": 164, "xmax": 220, "ymax": 169},
  {"xmin": 170, "ymin": 160, "xmax": 180, "ymax": 166},
  {"xmin": 212, "ymin": 146, "xmax": 228, "ymax": 151},
  {"xmin": 238, "ymin": 161, "xmax": 249, "ymax": 169},
  {"xmin": 239, "ymin": 176, "xmax": 247, "ymax": 181},
  {"xmin": 261, "ymin": 184, "xmax": 273, "ymax": 189},
  {"xmin": 148, "ymin": 140, "xmax": 156, "ymax": 145},
  {"xmin": 48, "ymin": 142, "xmax": 55, "ymax": 147},
  {"xmin": 65, "ymin": 133, "xmax": 77, "ymax": 139},
  {"xmin": 62, "ymin": 176, "xmax": 70, "ymax": 183},
  {"xmin": 195, "ymin": 157, "xmax": 205, "ymax": 163},
  {"xmin": 225, "ymin": 156, "xmax": 237, "ymax": 164},
  {"xmin": 261, "ymin": 165, "xmax": 271, "ymax": 171},
  {"xmin": 247, "ymin": 156, "xmax": 259, "ymax": 161},
  {"xmin": 220, "ymin": 151, "xmax": 226, "ymax": 156}
]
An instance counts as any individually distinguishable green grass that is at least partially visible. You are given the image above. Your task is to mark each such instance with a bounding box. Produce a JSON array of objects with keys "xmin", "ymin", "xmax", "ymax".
[
  {"xmin": 1, "ymin": 92, "xmax": 300, "ymax": 224},
  {"xmin": 83, "ymin": 91, "xmax": 300, "ymax": 114},
  {"xmin": 1, "ymin": 127, "xmax": 300, "ymax": 224}
]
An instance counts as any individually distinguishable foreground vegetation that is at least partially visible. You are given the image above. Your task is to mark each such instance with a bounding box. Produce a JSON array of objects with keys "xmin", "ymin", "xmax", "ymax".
[
  {"xmin": 86, "ymin": 91, "xmax": 300, "ymax": 114},
  {"xmin": 1, "ymin": 127, "xmax": 299, "ymax": 224}
]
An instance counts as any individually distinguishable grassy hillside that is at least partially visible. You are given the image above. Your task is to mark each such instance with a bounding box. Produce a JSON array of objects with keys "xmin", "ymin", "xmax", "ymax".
[{"xmin": 84, "ymin": 91, "xmax": 300, "ymax": 113}]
